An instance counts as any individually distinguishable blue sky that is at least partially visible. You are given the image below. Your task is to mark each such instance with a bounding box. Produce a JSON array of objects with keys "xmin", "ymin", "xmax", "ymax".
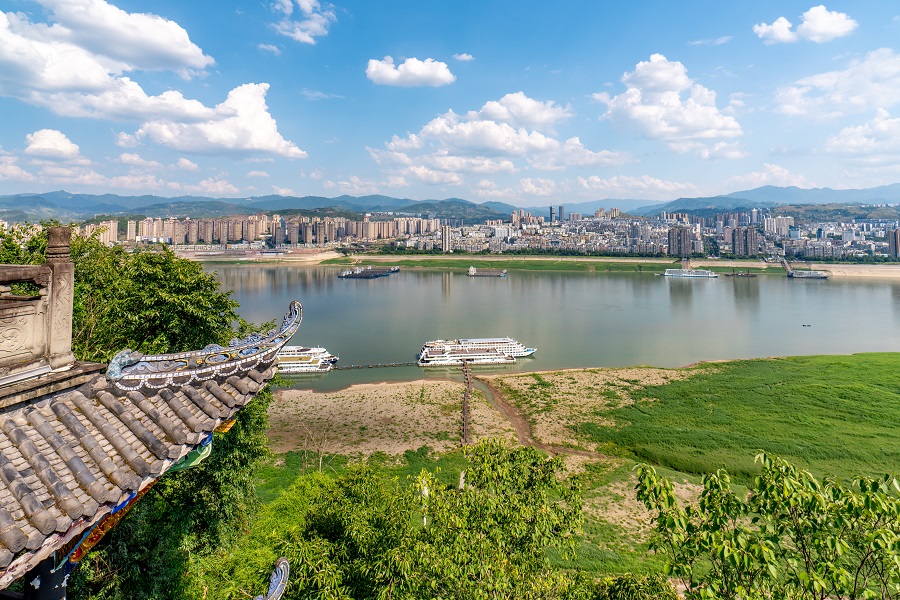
[{"xmin": 1, "ymin": 1, "xmax": 900, "ymax": 206}]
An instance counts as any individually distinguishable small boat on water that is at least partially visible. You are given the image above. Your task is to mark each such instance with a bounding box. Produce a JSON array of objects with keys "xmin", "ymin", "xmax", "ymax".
[
  {"xmin": 467, "ymin": 266, "xmax": 507, "ymax": 277},
  {"xmin": 338, "ymin": 266, "xmax": 400, "ymax": 279},
  {"xmin": 276, "ymin": 346, "xmax": 339, "ymax": 373}
]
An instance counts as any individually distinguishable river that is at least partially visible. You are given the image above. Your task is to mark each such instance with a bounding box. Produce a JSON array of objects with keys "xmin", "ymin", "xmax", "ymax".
[{"xmin": 208, "ymin": 264, "xmax": 900, "ymax": 391}]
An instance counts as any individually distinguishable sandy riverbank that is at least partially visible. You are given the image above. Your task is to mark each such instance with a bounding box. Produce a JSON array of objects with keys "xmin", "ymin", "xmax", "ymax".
[
  {"xmin": 217, "ymin": 251, "xmax": 900, "ymax": 279},
  {"xmin": 269, "ymin": 379, "xmax": 516, "ymax": 456}
]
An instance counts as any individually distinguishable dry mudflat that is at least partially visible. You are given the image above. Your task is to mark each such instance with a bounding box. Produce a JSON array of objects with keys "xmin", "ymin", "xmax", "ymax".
[{"xmin": 269, "ymin": 379, "xmax": 516, "ymax": 456}]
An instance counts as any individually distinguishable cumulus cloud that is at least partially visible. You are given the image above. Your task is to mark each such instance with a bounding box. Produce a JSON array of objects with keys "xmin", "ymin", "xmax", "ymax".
[
  {"xmin": 754, "ymin": 5, "xmax": 858, "ymax": 44},
  {"xmin": 474, "ymin": 177, "xmax": 557, "ymax": 199},
  {"xmin": 371, "ymin": 92, "xmax": 629, "ymax": 188},
  {"xmin": 471, "ymin": 92, "xmax": 571, "ymax": 132},
  {"xmin": 0, "ymin": 156, "xmax": 34, "ymax": 181},
  {"xmin": 323, "ymin": 175, "xmax": 406, "ymax": 195},
  {"xmin": 366, "ymin": 56, "xmax": 456, "ymax": 87},
  {"xmin": 184, "ymin": 177, "xmax": 240, "ymax": 195},
  {"xmin": 133, "ymin": 83, "xmax": 307, "ymax": 158},
  {"xmin": 576, "ymin": 174, "xmax": 699, "ymax": 199},
  {"xmin": 247, "ymin": 170, "xmax": 270, "ymax": 177},
  {"xmin": 775, "ymin": 48, "xmax": 900, "ymax": 118},
  {"xmin": 24, "ymin": 129, "xmax": 90, "ymax": 164},
  {"xmin": 118, "ymin": 152, "xmax": 161, "ymax": 169},
  {"xmin": 726, "ymin": 163, "xmax": 810, "ymax": 189},
  {"xmin": 272, "ymin": 0, "xmax": 336, "ymax": 45},
  {"xmin": 30, "ymin": 0, "xmax": 214, "ymax": 75},
  {"xmin": 0, "ymin": 6, "xmax": 303, "ymax": 159},
  {"xmin": 597, "ymin": 54, "xmax": 742, "ymax": 155},
  {"xmin": 824, "ymin": 109, "xmax": 900, "ymax": 167},
  {"xmin": 453, "ymin": 53, "xmax": 475, "ymax": 61},
  {"xmin": 175, "ymin": 157, "xmax": 198, "ymax": 171}
]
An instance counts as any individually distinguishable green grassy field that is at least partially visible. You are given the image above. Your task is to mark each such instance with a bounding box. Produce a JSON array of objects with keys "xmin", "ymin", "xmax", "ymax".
[
  {"xmin": 321, "ymin": 256, "xmax": 784, "ymax": 275},
  {"xmin": 575, "ymin": 353, "xmax": 900, "ymax": 481}
]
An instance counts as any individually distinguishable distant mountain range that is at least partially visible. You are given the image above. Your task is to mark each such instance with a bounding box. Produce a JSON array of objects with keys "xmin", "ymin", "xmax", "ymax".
[
  {"xmin": 2, "ymin": 184, "xmax": 900, "ymax": 224},
  {"xmin": 629, "ymin": 184, "xmax": 900, "ymax": 216},
  {"xmin": 0, "ymin": 191, "xmax": 519, "ymax": 224}
]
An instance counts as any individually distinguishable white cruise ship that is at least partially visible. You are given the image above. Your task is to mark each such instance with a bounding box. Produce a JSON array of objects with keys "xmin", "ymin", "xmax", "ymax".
[
  {"xmin": 417, "ymin": 346, "xmax": 517, "ymax": 367},
  {"xmin": 423, "ymin": 337, "xmax": 536, "ymax": 357},
  {"xmin": 663, "ymin": 268, "xmax": 718, "ymax": 278},
  {"xmin": 276, "ymin": 346, "xmax": 339, "ymax": 373}
]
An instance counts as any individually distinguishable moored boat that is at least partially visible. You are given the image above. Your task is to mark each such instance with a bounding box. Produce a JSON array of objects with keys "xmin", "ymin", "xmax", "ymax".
[
  {"xmin": 276, "ymin": 346, "xmax": 339, "ymax": 373},
  {"xmin": 663, "ymin": 268, "xmax": 718, "ymax": 278}
]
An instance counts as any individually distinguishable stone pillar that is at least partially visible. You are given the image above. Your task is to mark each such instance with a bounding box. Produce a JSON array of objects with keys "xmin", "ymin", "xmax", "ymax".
[{"xmin": 45, "ymin": 228, "xmax": 74, "ymax": 370}]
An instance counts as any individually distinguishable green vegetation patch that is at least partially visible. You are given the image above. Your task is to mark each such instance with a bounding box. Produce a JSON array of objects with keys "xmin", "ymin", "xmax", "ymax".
[{"xmin": 577, "ymin": 353, "xmax": 900, "ymax": 481}]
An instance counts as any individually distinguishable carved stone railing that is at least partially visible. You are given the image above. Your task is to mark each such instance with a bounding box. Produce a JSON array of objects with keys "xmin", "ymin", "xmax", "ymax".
[{"xmin": 0, "ymin": 228, "xmax": 75, "ymax": 387}]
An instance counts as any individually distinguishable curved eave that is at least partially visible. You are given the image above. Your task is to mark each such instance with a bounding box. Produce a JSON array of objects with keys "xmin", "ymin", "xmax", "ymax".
[{"xmin": 0, "ymin": 302, "xmax": 301, "ymax": 588}]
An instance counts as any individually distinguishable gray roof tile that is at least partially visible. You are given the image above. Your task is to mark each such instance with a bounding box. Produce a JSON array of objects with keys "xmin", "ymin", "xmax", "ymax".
[{"xmin": 0, "ymin": 301, "xmax": 301, "ymax": 585}]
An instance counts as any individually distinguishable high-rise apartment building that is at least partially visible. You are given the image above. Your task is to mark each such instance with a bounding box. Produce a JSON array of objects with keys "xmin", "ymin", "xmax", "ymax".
[
  {"xmin": 889, "ymin": 228, "xmax": 900, "ymax": 258},
  {"xmin": 441, "ymin": 225, "xmax": 452, "ymax": 252}
]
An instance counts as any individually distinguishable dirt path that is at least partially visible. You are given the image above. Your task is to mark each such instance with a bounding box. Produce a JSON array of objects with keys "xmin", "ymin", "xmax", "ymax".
[{"xmin": 476, "ymin": 377, "xmax": 601, "ymax": 459}]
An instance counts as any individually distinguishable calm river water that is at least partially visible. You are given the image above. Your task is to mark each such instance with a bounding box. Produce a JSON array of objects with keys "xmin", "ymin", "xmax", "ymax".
[{"xmin": 209, "ymin": 264, "xmax": 900, "ymax": 391}]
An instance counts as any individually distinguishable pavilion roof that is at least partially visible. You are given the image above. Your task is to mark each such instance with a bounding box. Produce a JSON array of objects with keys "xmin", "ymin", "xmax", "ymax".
[{"xmin": 0, "ymin": 301, "xmax": 301, "ymax": 587}]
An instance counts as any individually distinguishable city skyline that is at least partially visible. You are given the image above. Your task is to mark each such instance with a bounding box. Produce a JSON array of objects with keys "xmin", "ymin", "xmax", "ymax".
[{"xmin": 1, "ymin": 1, "xmax": 900, "ymax": 205}]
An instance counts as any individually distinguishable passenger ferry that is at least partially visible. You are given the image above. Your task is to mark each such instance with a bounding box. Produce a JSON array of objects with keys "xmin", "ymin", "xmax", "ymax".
[
  {"xmin": 276, "ymin": 346, "xmax": 339, "ymax": 373},
  {"xmin": 422, "ymin": 337, "xmax": 536, "ymax": 357},
  {"xmin": 662, "ymin": 268, "xmax": 718, "ymax": 278},
  {"xmin": 417, "ymin": 346, "xmax": 517, "ymax": 367}
]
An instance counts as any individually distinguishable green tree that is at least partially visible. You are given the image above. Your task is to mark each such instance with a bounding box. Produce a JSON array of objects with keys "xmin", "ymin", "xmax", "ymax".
[
  {"xmin": 1, "ymin": 225, "xmax": 273, "ymax": 598},
  {"xmin": 189, "ymin": 439, "xmax": 584, "ymax": 600},
  {"xmin": 635, "ymin": 453, "xmax": 900, "ymax": 599}
]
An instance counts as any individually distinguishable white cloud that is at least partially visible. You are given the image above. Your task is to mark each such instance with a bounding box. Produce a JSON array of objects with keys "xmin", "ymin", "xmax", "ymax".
[
  {"xmin": 0, "ymin": 156, "xmax": 34, "ymax": 181},
  {"xmin": 133, "ymin": 83, "xmax": 307, "ymax": 158},
  {"xmin": 775, "ymin": 48, "xmax": 900, "ymax": 118},
  {"xmin": 116, "ymin": 132, "xmax": 139, "ymax": 147},
  {"xmin": 471, "ymin": 91, "xmax": 571, "ymax": 132},
  {"xmin": 272, "ymin": 0, "xmax": 336, "ymax": 45},
  {"xmin": 453, "ymin": 53, "xmax": 475, "ymax": 62},
  {"xmin": 301, "ymin": 88, "xmax": 343, "ymax": 100},
  {"xmin": 688, "ymin": 36, "xmax": 733, "ymax": 46},
  {"xmin": 323, "ymin": 176, "xmax": 383, "ymax": 195},
  {"xmin": 472, "ymin": 177, "xmax": 557, "ymax": 200},
  {"xmin": 175, "ymin": 157, "xmax": 198, "ymax": 171},
  {"xmin": 406, "ymin": 165, "xmax": 463, "ymax": 184},
  {"xmin": 824, "ymin": 109, "xmax": 900, "ymax": 166},
  {"xmin": 106, "ymin": 173, "xmax": 167, "ymax": 190},
  {"xmin": 753, "ymin": 17, "xmax": 798, "ymax": 44},
  {"xmin": 754, "ymin": 5, "xmax": 858, "ymax": 44},
  {"xmin": 185, "ymin": 177, "xmax": 240, "ymax": 195},
  {"xmin": 117, "ymin": 152, "xmax": 161, "ymax": 168},
  {"xmin": 31, "ymin": 0, "xmax": 214, "ymax": 75},
  {"xmin": 273, "ymin": 186, "xmax": 296, "ymax": 196},
  {"xmin": 598, "ymin": 54, "xmax": 742, "ymax": 154},
  {"xmin": 576, "ymin": 174, "xmax": 699, "ymax": 199},
  {"xmin": 529, "ymin": 137, "xmax": 632, "ymax": 170},
  {"xmin": 1, "ymin": 6, "xmax": 303, "ymax": 160},
  {"xmin": 725, "ymin": 163, "xmax": 809, "ymax": 189},
  {"xmin": 247, "ymin": 170, "xmax": 270, "ymax": 177},
  {"xmin": 24, "ymin": 129, "xmax": 89, "ymax": 164},
  {"xmin": 696, "ymin": 142, "xmax": 748, "ymax": 160},
  {"xmin": 366, "ymin": 56, "xmax": 456, "ymax": 87},
  {"xmin": 258, "ymin": 43, "xmax": 281, "ymax": 55},
  {"xmin": 372, "ymin": 92, "xmax": 629, "ymax": 187},
  {"xmin": 35, "ymin": 164, "xmax": 105, "ymax": 186}
]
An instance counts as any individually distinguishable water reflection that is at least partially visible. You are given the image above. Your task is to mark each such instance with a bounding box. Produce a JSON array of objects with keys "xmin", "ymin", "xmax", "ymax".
[{"xmin": 207, "ymin": 264, "xmax": 900, "ymax": 391}]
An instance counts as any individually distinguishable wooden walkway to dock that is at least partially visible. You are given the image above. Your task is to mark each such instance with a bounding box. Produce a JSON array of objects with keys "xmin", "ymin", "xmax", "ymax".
[{"xmin": 461, "ymin": 361, "xmax": 472, "ymax": 445}]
